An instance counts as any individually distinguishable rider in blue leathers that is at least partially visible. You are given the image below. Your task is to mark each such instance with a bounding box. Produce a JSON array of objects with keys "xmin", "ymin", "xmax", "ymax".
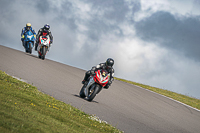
[{"xmin": 21, "ymin": 23, "xmax": 36, "ymax": 48}]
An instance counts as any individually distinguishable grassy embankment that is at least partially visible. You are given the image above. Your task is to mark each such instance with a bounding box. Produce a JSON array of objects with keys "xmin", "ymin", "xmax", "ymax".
[
  {"xmin": 115, "ymin": 77, "xmax": 200, "ymax": 110},
  {"xmin": 0, "ymin": 70, "xmax": 122, "ymax": 133}
]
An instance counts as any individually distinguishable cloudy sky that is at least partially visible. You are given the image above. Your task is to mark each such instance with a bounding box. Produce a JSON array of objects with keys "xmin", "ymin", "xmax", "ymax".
[{"xmin": 0, "ymin": 0, "xmax": 200, "ymax": 99}]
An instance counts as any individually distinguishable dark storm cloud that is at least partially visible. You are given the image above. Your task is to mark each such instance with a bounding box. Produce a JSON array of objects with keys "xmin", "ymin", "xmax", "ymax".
[
  {"xmin": 194, "ymin": 0, "xmax": 200, "ymax": 4},
  {"xmin": 52, "ymin": 3, "xmax": 77, "ymax": 31},
  {"xmin": 135, "ymin": 11, "xmax": 200, "ymax": 61},
  {"xmin": 69, "ymin": 0, "xmax": 136, "ymax": 57},
  {"xmin": 35, "ymin": 0, "xmax": 50, "ymax": 13},
  {"xmin": 79, "ymin": 0, "xmax": 140, "ymax": 42},
  {"xmin": 85, "ymin": 0, "xmax": 128, "ymax": 22},
  {"xmin": 0, "ymin": 1, "xmax": 10, "ymax": 10},
  {"xmin": 86, "ymin": 0, "xmax": 141, "ymax": 22},
  {"xmin": 0, "ymin": 1, "xmax": 17, "ymax": 45},
  {"xmin": 40, "ymin": 0, "xmax": 77, "ymax": 30},
  {"xmin": 86, "ymin": 19, "xmax": 123, "ymax": 42}
]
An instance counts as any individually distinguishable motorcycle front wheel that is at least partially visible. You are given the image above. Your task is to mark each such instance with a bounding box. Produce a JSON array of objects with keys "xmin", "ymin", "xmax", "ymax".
[
  {"xmin": 41, "ymin": 46, "xmax": 47, "ymax": 60},
  {"xmin": 25, "ymin": 42, "xmax": 28, "ymax": 53},
  {"xmin": 79, "ymin": 84, "xmax": 86, "ymax": 98},
  {"xmin": 87, "ymin": 84, "xmax": 100, "ymax": 102},
  {"xmin": 29, "ymin": 42, "xmax": 32, "ymax": 54}
]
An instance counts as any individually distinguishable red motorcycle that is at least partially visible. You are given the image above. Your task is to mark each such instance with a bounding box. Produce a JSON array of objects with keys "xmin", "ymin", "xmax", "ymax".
[
  {"xmin": 37, "ymin": 35, "xmax": 50, "ymax": 60},
  {"xmin": 79, "ymin": 69, "xmax": 109, "ymax": 101}
]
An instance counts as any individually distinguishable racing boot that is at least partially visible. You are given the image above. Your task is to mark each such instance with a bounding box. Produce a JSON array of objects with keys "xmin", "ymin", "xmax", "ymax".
[
  {"xmin": 82, "ymin": 80, "xmax": 86, "ymax": 84},
  {"xmin": 22, "ymin": 41, "xmax": 25, "ymax": 48},
  {"xmin": 82, "ymin": 72, "xmax": 90, "ymax": 84}
]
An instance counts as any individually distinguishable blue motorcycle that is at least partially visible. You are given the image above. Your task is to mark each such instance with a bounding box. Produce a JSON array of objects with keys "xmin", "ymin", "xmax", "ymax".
[{"xmin": 23, "ymin": 30, "xmax": 35, "ymax": 54}]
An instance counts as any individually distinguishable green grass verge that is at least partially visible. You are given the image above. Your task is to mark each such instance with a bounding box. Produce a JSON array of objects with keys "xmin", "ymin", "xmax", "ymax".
[
  {"xmin": 115, "ymin": 77, "xmax": 200, "ymax": 110},
  {"xmin": 0, "ymin": 70, "xmax": 123, "ymax": 133}
]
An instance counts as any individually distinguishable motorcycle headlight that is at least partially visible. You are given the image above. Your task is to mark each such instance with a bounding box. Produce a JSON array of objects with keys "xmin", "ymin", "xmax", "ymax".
[{"xmin": 27, "ymin": 35, "xmax": 33, "ymax": 39}]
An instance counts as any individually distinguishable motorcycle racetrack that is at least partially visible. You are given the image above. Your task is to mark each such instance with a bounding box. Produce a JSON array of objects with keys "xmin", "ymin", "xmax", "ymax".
[{"xmin": 0, "ymin": 45, "xmax": 200, "ymax": 133}]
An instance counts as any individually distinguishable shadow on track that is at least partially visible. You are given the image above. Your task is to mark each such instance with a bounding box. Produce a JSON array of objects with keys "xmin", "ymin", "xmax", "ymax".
[
  {"xmin": 73, "ymin": 94, "xmax": 99, "ymax": 103},
  {"xmin": 25, "ymin": 53, "xmax": 40, "ymax": 60}
]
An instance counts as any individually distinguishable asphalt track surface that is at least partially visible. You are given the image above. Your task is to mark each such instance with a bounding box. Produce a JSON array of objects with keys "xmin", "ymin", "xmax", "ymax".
[{"xmin": 0, "ymin": 45, "xmax": 200, "ymax": 133}]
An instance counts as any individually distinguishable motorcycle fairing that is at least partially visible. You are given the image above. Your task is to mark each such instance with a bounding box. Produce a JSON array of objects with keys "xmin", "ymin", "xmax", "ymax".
[
  {"xmin": 39, "ymin": 36, "xmax": 50, "ymax": 46},
  {"xmin": 38, "ymin": 35, "xmax": 50, "ymax": 55},
  {"xmin": 94, "ymin": 70, "xmax": 109, "ymax": 87},
  {"xmin": 24, "ymin": 30, "xmax": 35, "ymax": 49}
]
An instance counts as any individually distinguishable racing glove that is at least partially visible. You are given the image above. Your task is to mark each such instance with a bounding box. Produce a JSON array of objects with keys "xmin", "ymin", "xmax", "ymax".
[{"xmin": 21, "ymin": 35, "xmax": 24, "ymax": 41}]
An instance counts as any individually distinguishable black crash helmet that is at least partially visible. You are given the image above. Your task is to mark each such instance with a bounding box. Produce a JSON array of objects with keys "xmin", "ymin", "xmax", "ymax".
[
  {"xmin": 105, "ymin": 58, "xmax": 114, "ymax": 68},
  {"xmin": 43, "ymin": 24, "xmax": 50, "ymax": 32}
]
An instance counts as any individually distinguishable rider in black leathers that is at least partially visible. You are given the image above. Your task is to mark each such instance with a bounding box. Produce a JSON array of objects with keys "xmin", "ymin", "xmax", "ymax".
[
  {"xmin": 35, "ymin": 24, "xmax": 53, "ymax": 51},
  {"xmin": 82, "ymin": 58, "xmax": 115, "ymax": 89}
]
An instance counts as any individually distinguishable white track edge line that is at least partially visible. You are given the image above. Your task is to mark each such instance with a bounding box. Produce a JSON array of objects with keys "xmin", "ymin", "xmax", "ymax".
[{"xmin": 134, "ymin": 84, "xmax": 200, "ymax": 112}]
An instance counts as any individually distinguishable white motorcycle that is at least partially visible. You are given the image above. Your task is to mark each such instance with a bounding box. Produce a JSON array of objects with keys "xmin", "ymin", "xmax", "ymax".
[{"xmin": 37, "ymin": 35, "xmax": 50, "ymax": 60}]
